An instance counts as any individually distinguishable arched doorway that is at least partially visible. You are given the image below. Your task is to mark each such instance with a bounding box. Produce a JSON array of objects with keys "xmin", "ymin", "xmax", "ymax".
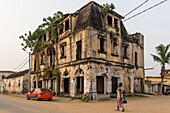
[
  {"xmin": 75, "ymin": 69, "xmax": 84, "ymax": 94},
  {"xmin": 112, "ymin": 77, "xmax": 118, "ymax": 94},
  {"xmin": 63, "ymin": 70, "xmax": 70, "ymax": 94}
]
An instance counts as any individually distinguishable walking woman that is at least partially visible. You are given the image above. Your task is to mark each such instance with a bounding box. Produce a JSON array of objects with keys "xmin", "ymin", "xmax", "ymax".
[{"xmin": 116, "ymin": 83, "xmax": 125, "ymax": 112}]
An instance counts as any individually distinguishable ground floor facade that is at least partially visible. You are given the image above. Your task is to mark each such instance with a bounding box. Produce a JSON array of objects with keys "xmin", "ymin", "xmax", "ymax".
[{"xmin": 31, "ymin": 62, "xmax": 144, "ymax": 99}]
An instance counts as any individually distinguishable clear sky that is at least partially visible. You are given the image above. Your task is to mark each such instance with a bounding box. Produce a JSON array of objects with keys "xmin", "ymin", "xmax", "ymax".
[{"xmin": 0, "ymin": 0, "xmax": 169, "ymax": 76}]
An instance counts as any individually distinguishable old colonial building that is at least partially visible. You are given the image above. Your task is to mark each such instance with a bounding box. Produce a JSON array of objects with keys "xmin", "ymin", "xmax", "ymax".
[
  {"xmin": 30, "ymin": 1, "xmax": 144, "ymax": 99},
  {"xmin": 0, "ymin": 71, "xmax": 15, "ymax": 93},
  {"xmin": 4, "ymin": 69, "xmax": 30, "ymax": 94}
]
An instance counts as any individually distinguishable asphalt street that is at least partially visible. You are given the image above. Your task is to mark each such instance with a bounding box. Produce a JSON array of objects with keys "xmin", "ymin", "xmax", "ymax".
[{"xmin": 0, "ymin": 94, "xmax": 170, "ymax": 113}]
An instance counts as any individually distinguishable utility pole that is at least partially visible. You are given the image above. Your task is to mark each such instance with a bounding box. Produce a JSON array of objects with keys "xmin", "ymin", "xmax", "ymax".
[{"xmin": 28, "ymin": 52, "xmax": 31, "ymax": 92}]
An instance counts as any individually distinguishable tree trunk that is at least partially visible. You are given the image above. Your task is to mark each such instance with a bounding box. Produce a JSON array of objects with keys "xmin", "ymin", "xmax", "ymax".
[
  {"xmin": 160, "ymin": 76, "xmax": 164, "ymax": 94},
  {"xmin": 160, "ymin": 64, "xmax": 165, "ymax": 94}
]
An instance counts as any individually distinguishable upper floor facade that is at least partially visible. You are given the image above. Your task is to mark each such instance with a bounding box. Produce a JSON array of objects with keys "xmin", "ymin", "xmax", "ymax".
[{"xmin": 31, "ymin": 1, "xmax": 144, "ymax": 79}]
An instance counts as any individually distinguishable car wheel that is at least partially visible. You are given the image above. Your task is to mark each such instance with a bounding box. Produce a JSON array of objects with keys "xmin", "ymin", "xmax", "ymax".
[
  {"xmin": 26, "ymin": 96, "xmax": 30, "ymax": 100},
  {"xmin": 48, "ymin": 98, "xmax": 52, "ymax": 101},
  {"xmin": 35, "ymin": 96, "xmax": 39, "ymax": 101}
]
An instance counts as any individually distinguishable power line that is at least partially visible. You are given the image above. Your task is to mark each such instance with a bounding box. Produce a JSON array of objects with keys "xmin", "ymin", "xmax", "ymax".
[
  {"xmin": 16, "ymin": 61, "xmax": 29, "ymax": 72},
  {"xmin": 13, "ymin": 56, "xmax": 29, "ymax": 70},
  {"xmin": 123, "ymin": 0, "xmax": 167, "ymax": 22},
  {"xmin": 124, "ymin": 0, "xmax": 149, "ymax": 18}
]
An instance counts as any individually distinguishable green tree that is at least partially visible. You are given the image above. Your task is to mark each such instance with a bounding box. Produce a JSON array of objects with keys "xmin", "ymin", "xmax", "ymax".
[
  {"xmin": 20, "ymin": 11, "xmax": 64, "ymax": 52},
  {"xmin": 101, "ymin": 3, "xmax": 115, "ymax": 16},
  {"xmin": 151, "ymin": 44, "xmax": 170, "ymax": 94}
]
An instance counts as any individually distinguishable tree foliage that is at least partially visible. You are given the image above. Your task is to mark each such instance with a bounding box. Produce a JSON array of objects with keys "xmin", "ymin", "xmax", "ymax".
[
  {"xmin": 151, "ymin": 44, "xmax": 170, "ymax": 65},
  {"xmin": 101, "ymin": 3, "xmax": 115, "ymax": 15},
  {"xmin": 19, "ymin": 11, "xmax": 64, "ymax": 52}
]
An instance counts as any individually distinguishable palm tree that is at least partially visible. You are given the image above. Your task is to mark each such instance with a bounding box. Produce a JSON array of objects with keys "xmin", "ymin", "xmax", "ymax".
[{"xmin": 151, "ymin": 44, "xmax": 170, "ymax": 94}]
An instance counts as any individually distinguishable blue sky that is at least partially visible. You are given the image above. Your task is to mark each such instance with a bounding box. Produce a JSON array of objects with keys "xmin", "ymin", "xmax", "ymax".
[{"xmin": 0, "ymin": 0, "xmax": 169, "ymax": 76}]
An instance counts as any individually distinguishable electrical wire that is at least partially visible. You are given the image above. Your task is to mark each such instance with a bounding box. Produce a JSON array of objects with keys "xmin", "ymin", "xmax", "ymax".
[
  {"xmin": 123, "ymin": 0, "xmax": 167, "ymax": 22},
  {"xmin": 124, "ymin": 0, "xmax": 149, "ymax": 18},
  {"xmin": 13, "ymin": 56, "xmax": 29, "ymax": 70},
  {"xmin": 16, "ymin": 61, "xmax": 29, "ymax": 72}
]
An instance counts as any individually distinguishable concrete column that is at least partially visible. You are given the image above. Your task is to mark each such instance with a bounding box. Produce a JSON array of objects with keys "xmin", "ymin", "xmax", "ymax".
[
  {"xmin": 36, "ymin": 75, "xmax": 38, "ymax": 88},
  {"xmin": 42, "ymin": 81, "xmax": 44, "ymax": 88},
  {"xmin": 72, "ymin": 78, "xmax": 76, "ymax": 97},
  {"xmin": 53, "ymin": 79, "xmax": 56, "ymax": 92},
  {"xmin": 104, "ymin": 77, "xmax": 107, "ymax": 94},
  {"xmin": 48, "ymin": 80, "xmax": 51, "ymax": 89},
  {"xmin": 107, "ymin": 77, "xmax": 111, "ymax": 94}
]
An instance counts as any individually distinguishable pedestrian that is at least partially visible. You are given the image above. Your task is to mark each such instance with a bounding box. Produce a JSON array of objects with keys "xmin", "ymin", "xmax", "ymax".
[{"xmin": 116, "ymin": 83, "xmax": 125, "ymax": 112}]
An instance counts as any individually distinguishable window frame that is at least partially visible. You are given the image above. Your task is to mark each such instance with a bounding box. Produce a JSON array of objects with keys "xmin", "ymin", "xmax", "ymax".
[
  {"xmin": 60, "ymin": 42, "xmax": 66, "ymax": 59},
  {"xmin": 111, "ymin": 38, "xmax": 119, "ymax": 56},
  {"xmin": 107, "ymin": 15, "xmax": 113, "ymax": 26}
]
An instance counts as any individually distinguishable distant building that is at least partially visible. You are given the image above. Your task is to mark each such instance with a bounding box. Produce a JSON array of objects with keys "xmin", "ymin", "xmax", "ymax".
[
  {"xmin": 0, "ymin": 71, "xmax": 15, "ymax": 93},
  {"xmin": 145, "ymin": 76, "xmax": 170, "ymax": 94},
  {"xmin": 30, "ymin": 1, "xmax": 144, "ymax": 99},
  {"xmin": 4, "ymin": 69, "xmax": 30, "ymax": 94}
]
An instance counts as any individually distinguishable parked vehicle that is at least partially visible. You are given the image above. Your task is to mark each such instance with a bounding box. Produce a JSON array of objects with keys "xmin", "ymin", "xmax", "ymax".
[{"xmin": 26, "ymin": 88, "xmax": 53, "ymax": 101}]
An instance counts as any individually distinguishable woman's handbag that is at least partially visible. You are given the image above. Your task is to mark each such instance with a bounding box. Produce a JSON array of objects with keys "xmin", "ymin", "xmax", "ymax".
[
  {"xmin": 123, "ymin": 93, "xmax": 127, "ymax": 104},
  {"xmin": 123, "ymin": 98, "xmax": 127, "ymax": 104}
]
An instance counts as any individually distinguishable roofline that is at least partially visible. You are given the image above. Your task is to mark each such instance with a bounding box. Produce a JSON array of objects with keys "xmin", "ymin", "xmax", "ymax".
[
  {"xmin": 5, "ymin": 69, "xmax": 29, "ymax": 79},
  {"xmin": 75, "ymin": 1, "xmax": 123, "ymax": 19},
  {"xmin": 0, "ymin": 71, "xmax": 15, "ymax": 73}
]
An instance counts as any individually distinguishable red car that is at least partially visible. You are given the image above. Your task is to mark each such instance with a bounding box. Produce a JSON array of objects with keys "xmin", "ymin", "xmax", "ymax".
[{"xmin": 26, "ymin": 88, "xmax": 53, "ymax": 101}]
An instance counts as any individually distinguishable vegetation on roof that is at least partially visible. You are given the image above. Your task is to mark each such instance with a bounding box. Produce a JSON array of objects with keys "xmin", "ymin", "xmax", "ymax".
[{"xmin": 101, "ymin": 3, "xmax": 115, "ymax": 16}]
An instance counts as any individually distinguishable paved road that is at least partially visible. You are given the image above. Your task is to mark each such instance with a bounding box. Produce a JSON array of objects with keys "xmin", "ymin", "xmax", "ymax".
[{"xmin": 0, "ymin": 94, "xmax": 170, "ymax": 113}]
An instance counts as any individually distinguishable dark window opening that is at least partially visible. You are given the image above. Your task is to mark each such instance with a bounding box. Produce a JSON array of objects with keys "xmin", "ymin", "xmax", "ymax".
[
  {"xmin": 60, "ymin": 42, "xmax": 66, "ymax": 59},
  {"xmin": 97, "ymin": 76, "xmax": 104, "ymax": 94},
  {"xmin": 112, "ymin": 77, "xmax": 118, "ymax": 94},
  {"xmin": 135, "ymin": 52, "xmax": 138, "ymax": 68},
  {"xmin": 113, "ymin": 38, "xmax": 117, "ymax": 45},
  {"xmin": 9, "ymin": 82, "xmax": 11, "ymax": 87},
  {"xmin": 60, "ymin": 46, "xmax": 65, "ymax": 58},
  {"xmin": 64, "ymin": 78, "xmax": 70, "ymax": 94},
  {"xmin": 33, "ymin": 81, "xmax": 36, "ymax": 88},
  {"xmin": 2, "ymin": 75, "xmax": 5, "ymax": 79},
  {"xmin": 38, "ymin": 81, "xmax": 42, "ymax": 88},
  {"xmin": 112, "ymin": 39, "xmax": 118, "ymax": 56},
  {"xmin": 59, "ymin": 24, "xmax": 63, "ymax": 34},
  {"xmin": 76, "ymin": 40, "xmax": 82, "ymax": 60},
  {"xmin": 18, "ymin": 80, "xmax": 20, "ymax": 87},
  {"xmin": 76, "ymin": 76, "xmax": 84, "ymax": 94},
  {"xmin": 114, "ymin": 18, "xmax": 118, "ymax": 28},
  {"xmin": 48, "ymin": 49, "xmax": 53, "ymax": 66},
  {"xmin": 34, "ymin": 59, "xmax": 36, "ymax": 71},
  {"xmin": 107, "ymin": 15, "xmax": 112, "ymax": 26},
  {"xmin": 40, "ymin": 54, "xmax": 43, "ymax": 64},
  {"xmin": 100, "ymin": 38, "xmax": 105, "ymax": 52},
  {"xmin": 123, "ymin": 46, "xmax": 128, "ymax": 58},
  {"xmin": 65, "ymin": 19, "xmax": 69, "ymax": 31}
]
